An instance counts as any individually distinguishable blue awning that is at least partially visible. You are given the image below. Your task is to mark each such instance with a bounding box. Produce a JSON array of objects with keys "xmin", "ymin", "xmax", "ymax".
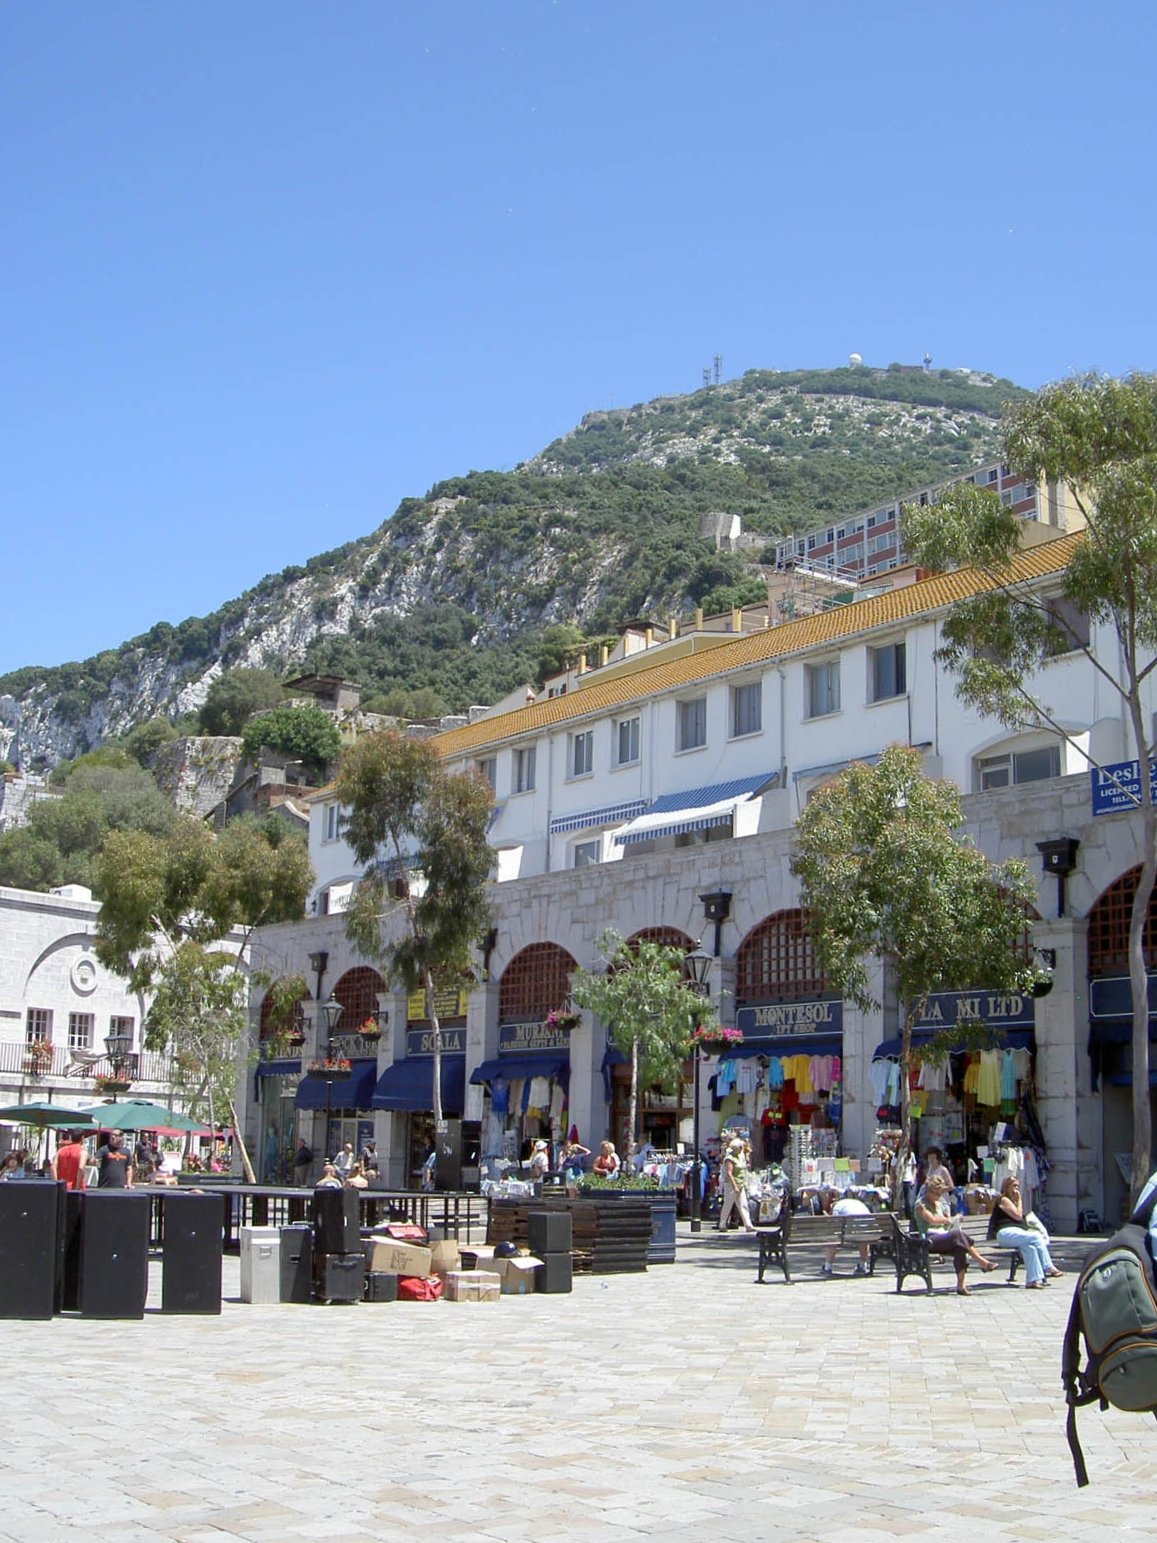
[
  {"xmin": 256, "ymin": 1058, "xmax": 302, "ymax": 1077},
  {"xmin": 470, "ymin": 1054, "xmax": 569, "ymax": 1087},
  {"xmin": 1088, "ymin": 1019, "xmax": 1157, "ymax": 1046},
  {"xmin": 294, "ymin": 1059, "xmax": 378, "ymax": 1110},
  {"xmin": 550, "ymin": 798, "xmax": 649, "ymax": 836},
  {"xmin": 371, "ymin": 1057, "xmax": 466, "ymax": 1114},
  {"xmin": 601, "ymin": 1044, "xmax": 629, "ymax": 1101},
  {"xmin": 872, "ymin": 1027, "xmax": 1035, "ymax": 1060},
  {"xmin": 613, "ymin": 773, "xmax": 776, "ymax": 847}
]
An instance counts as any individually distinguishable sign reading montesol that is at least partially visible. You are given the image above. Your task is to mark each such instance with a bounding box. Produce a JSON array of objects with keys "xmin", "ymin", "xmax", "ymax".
[{"xmin": 735, "ymin": 997, "xmax": 843, "ymax": 1039}]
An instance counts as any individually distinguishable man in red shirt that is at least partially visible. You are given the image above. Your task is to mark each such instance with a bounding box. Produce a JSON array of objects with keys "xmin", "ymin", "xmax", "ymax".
[{"xmin": 52, "ymin": 1130, "xmax": 88, "ymax": 1191}]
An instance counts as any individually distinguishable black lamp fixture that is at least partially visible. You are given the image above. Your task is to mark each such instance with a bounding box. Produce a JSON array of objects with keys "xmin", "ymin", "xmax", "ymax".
[
  {"xmin": 681, "ymin": 944, "xmax": 714, "ymax": 1233},
  {"xmin": 481, "ymin": 927, "xmax": 499, "ymax": 982},
  {"xmin": 699, "ymin": 889, "xmax": 732, "ymax": 957},
  {"xmin": 1037, "ymin": 838, "xmax": 1080, "ymax": 917},
  {"xmin": 322, "ymin": 994, "xmax": 344, "ymax": 1039},
  {"xmin": 320, "ymin": 993, "xmax": 344, "ymax": 1163},
  {"xmin": 104, "ymin": 1027, "xmax": 133, "ymax": 1077},
  {"xmin": 308, "ymin": 949, "xmax": 329, "ymax": 999}
]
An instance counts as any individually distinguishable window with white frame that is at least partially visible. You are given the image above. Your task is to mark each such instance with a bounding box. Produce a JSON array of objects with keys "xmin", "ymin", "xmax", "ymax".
[
  {"xmin": 615, "ymin": 716, "xmax": 640, "ymax": 766},
  {"xmin": 25, "ymin": 1008, "xmax": 52, "ymax": 1044},
  {"xmin": 1045, "ymin": 596, "xmax": 1090, "ymax": 654},
  {"xmin": 977, "ymin": 743, "xmax": 1062, "ymax": 791},
  {"xmin": 513, "ymin": 745, "xmax": 536, "ymax": 793},
  {"xmin": 477, "ymin": 757, "xmax": 497, "ymax": 791},
  {"xmin": 108, "ymin": 1015, "xmax": 135, "ymax": 1046},
  {"xmin": 869, "ymin": 639, "xmax": 906, "ymax": 702},
  {"xmin": 730, "ymin": 681, "xmax": 762, "ymax": 738},
  {"xmin": 68, "ymin": 1012, "xmax": 94, "ymax": 1051},
  {"xmin": 805, "ymin": 660, "xmax": 840, "ymax": 719},
  {"xmin": 570, "ymin": 730, "xmax": 593, "ymax": 778},
  {"xmin": 323, "ymin": 803, "xmax": 342, "ymax": 842},
  {"xmin": 676, "ymin": 696, "xmax": 707, "ymax": 752},
  {"xmin": 573, "ymin": 839, "xmax": 600, "ymax": 868}
]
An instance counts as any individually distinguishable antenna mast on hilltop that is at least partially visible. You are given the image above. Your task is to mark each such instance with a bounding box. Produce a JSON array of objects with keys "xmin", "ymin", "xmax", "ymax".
[
  {"xmin": 713, "ymin": 354, "xmax": 722, "ymax": 385},
  {"xmin": 702, "ymin": 367, "xmax": 711, "ymax": 389}
]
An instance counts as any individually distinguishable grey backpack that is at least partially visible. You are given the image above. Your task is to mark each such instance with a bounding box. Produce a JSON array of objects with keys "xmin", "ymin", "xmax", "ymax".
[{"xmin": 1062, "ymin": 1186, "xmax": 1157, "ymax": 1485}]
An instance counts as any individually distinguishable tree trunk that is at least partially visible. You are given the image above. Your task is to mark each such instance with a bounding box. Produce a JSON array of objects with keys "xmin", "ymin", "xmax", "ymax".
[
  {"xmin": 894, "ymin": 1008, "xmax": 916, "ymax": 1210},
  {"xmin": 227, "ymin": 1094, "xmax": 256, "ymax": 1183},
  {"xmin": 629, "ymin": 1036, "xmax": 639, "ymax": 1168},
  {"xmin": 426, "ymin": 970, "xmax": 444, "ymax": 1128}
]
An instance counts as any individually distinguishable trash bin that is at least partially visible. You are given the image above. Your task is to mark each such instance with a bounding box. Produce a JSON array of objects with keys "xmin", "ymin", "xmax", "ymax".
[{"xmin": 239, "ymin": 1226, "xmax": 281, "ymax": 1304}]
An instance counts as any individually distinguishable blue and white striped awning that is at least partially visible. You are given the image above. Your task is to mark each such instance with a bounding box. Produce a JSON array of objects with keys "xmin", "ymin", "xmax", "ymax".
[
  {"xmin": 613, "ymin": 773, "xmax": 776, "ymax": 847},
  {"xmin": 549, "ymin": 798, "xmax": 650, "ymax": 836}
]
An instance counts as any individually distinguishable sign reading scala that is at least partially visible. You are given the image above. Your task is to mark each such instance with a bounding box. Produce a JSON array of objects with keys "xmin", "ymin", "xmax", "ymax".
[
  {"xmin": 499, "ymin": 1021, "xmax": 571, "ymax": 1054},
  {"xmin": 736, "ymin": 998, "xmax": 843, "ymax": 1039},
  {"xmin": 406, "ymin": 1026, "xmax": 467, "ymax": 1057}
]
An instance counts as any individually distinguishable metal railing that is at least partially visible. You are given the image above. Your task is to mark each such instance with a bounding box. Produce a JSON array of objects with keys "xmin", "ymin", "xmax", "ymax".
[{"xmin": 0, "ymin": 1039, "xmax": 175, "ymax": 1086}]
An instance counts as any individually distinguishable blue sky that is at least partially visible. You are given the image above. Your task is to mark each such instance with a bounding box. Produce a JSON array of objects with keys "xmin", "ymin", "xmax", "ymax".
[{"xmin": 3, "ymin": 2, "xmax": 1155, "ymax": 677}]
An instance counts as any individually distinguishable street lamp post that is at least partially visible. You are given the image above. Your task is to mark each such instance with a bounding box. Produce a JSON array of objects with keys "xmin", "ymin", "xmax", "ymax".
[
  {"xmin": 321, "ymin": 993, "xmax": 344, "ymax": 1160},
  {"xmin": 681, "ymin": 947, "xmax": 713, "ymax": 1234}
]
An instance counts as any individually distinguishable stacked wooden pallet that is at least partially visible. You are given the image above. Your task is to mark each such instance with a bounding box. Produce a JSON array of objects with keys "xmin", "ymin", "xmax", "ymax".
[{"xmin": 488, "ymin": 1196, "xmax": 651, "ymax": 1274}]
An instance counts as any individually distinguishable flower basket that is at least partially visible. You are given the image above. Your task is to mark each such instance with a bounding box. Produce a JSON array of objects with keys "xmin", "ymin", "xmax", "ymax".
[
  {"xmin": 358, "ymin": 1019, "xmax": 382, "ymax": 1042},
  {"xmin": 690, "ymin": 1025, "xmax": 744, "ymax": 1055},
  {"xmin": 285, "ymin": 1031, "xmax": 306, "ymax": 1049},
  {"xmin": 23, "ymin": 1040, "xmax": 53, "ymax": 1077},
  {"xmin": 544, "ymin": 1009, "xmax": 581, "ymax": 1034},
  {"xmin": 94, "ymin": 1076, "xmax": 132, "ymax": 1095},
  {"xmin": 306, "ymin": 1059, "xmax": 351, "ymax": 1080}
]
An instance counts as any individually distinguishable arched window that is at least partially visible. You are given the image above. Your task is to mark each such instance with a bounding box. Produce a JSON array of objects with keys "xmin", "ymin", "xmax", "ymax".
[
  {"xmin": 735, "ymin": 910, "xmax": 827, "ymax": 1004},
  {"xmin": 331, "ymin": 967, "xmax": 385, "ymax": 1033},
  {"xmin": 1087, "ymin": 868, "xmax": 1157, "ymax": 977},
  {"xmin": 258, "ymin": 980, "xmax": 307, "ymax": 1041},
  {"xmin": 499, "ymin": 944, "xmax": 578, "ymax": 1022},
  {"xmin": 626, "ymin": 927, "xmax": 696, "ymax": 953}
]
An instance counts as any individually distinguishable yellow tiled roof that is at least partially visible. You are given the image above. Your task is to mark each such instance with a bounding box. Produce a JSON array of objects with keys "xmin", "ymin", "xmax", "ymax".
[{"xmin": 431, "ymin": 533, "xmax": 1083, "ymax": 758}]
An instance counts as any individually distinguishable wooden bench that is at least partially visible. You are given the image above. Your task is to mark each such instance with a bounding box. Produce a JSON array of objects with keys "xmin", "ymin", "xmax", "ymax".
[
  {"xmin": 882, "ymin": 1211, "xmax": 1025, "ymax": 1293},
  {"xmin": 755, "ymin": 1207, "xmax": 895, "ymax": 1284}
]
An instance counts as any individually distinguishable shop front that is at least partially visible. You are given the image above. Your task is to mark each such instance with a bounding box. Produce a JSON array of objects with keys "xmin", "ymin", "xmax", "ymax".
[
  {"xmin": 1088, "ymin": 973, "xmax": 1157, "ymax": 1222},
  {"xmin": 726, "ymin": 996, "xmax": 844, "ymax": 1179},
  {"xmin": 869, "ymin": 987, "xmax": 1041, "ymax": 1202},
  {"xmin": 255, "ymin": 1057, "xmax": 304, "ymax": 1183},
  {"xmin": 295, "ymin": 1056, "xmax": 378, "ymax": 1168},
  {"xmin": 371, "ymin": 1021, "xmax": 469, "ymax": 1189},
  {"xmin": 471, "ymin": 1019, "xmax": 570, "ymax": 1177}
]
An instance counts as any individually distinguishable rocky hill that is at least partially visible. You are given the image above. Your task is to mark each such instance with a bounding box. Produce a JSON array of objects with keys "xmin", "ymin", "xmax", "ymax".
[{"xmin": 0, "ymin": 364, "xmax": 1024, "ymax": 770}]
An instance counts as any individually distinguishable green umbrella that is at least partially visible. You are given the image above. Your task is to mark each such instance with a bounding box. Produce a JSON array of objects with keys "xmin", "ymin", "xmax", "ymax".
[
  {"xmin": 80, "ymin": 1099, "xmax": 201, "ymax": 1133},
  {"xmin": 0, "ymin": 1102, "xmax": 97, "ymax": 1131}
]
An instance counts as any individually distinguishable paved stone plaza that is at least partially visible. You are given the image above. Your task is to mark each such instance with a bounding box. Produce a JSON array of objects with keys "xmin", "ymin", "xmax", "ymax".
[{"xmin": 2, "ymin": 1227, "xmax": 1155, "ymax": 1542}]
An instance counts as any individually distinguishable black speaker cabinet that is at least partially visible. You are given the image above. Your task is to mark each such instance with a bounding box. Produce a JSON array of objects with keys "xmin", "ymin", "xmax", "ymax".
[
  {"xmin": 0, "ymin": 1180, "xmax": 60, "ymax": 1319},
  {"xmin": 310, "ymin": 1187, "xmax": 359, "ymax": 1256},
  {"xmin": 161, "ymin": 1193, "xmax": 222, "ymax": 1314},
  {"xmin": 280, "ymin": 1223, "xmax": 314, "ymax": 1303},
  {"xmin": 527, "ymin": 1210, "xmax": 572, "ymax": 1256},
  {"xmin": 313, "ymin": 1251, "xmax": 365, "ymax": 1303},
  {"xmin": 534, "ymin": 1251, "xmax": 573, "ymax": 1295},
  {"xmin": 57, "ymin": 1189, "xmax": 84, "ymax": 1313},
  {"xmin": 365, "ymin": 1270, "xmax": 399, "ymax": 1302},
  {"xmin": 78, "ymin": 1191, "xmax": 150, "ymax": 1318}
]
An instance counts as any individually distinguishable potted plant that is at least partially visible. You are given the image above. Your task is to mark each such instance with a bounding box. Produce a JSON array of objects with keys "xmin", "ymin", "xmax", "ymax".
[
  {"xmin": 544, "ymin": 1007, "xmax": 581, "ymax": 1034},
  {"xmin": 358, "ymin": 1016, "xmax": 382, "ymax": 1042},
  {"xmin": 284, "ymin": 1028, "xmax": 306, "ymax": 1049},
  {"xmin": 23, "ymin": 1039, "xmax": 53, "ymax": 1077},
  {"xmin": 689, "ymin": 1023, "xmax": 745, "ymax": 1055},
  {"xmin": 305, "ymin": 1057, "xmax": 352, "ymax": 1079},
  {"xmin": 94, "ymin": 1073, "xmax": 132, "ymax": 1095}
]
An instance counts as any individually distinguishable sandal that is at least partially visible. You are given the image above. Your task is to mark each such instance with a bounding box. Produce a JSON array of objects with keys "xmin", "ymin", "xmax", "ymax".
[
  {"xmin": 1027, "ymin": 1280, "xmax": 1046, "ymax": 1290},
  {"xmin": 956, "ymin": 1285, "xmax": 972, "ymax": 1295},
  {"xmin": 979, "ymin": 1258, "xmax": 997, "ymax": 1272},
  {"xmin": 1045, "ymin": 1267, "xmax": 1064, "ymax": 1278}
]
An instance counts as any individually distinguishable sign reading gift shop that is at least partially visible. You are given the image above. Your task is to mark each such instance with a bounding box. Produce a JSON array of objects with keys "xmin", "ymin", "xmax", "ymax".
[
  {"xmin": 406, "ymin": 1026, "xmax": 467, "ymax": 1057},
  {"xmin": 735, "ymin": 997, "xmax": 843, "ymax": 1039},
  {"xmin": 499, "ymin": 1021, "xmax": 571, "ymax": 1053},
  {"xmin": 912, "ymin": 989, "xmax": 1035, "ymax": 1031}
]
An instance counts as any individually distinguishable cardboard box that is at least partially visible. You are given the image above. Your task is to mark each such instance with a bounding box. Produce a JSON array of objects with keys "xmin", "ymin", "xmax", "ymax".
[
  {"xmin": 459, "ymin": 1244, "xmax": 497, "ymax": 1269},
  {"xmin": 363, "ymin": 1238, "xmax": 433, "ymax": 1277},
  {"xmin": 444, "ymin": 1269, "xmax": 501, "ymax": 1303},
  {"xmin": 496, "ymin": 1255, "xmax": 541, "ymax": 1295},
  {"xmin": 429, "ymin": 1240, "xmax": 461, "ymax": 1277}
]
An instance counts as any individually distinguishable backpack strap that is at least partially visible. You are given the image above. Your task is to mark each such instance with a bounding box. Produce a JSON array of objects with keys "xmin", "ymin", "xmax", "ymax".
[
  {"xmin": 1061, "ymin": 1283, "xmax": 1091, "ymax": 1487},
  {"xmin": 1130, "ymin": 1183, "xmax": 1157, "ymax": 1231}
]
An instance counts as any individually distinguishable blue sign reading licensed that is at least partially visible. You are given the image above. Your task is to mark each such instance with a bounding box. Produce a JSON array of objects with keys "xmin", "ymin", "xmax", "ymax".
[{"xmin": 1090, "ymin": 758, "xmax": 1157, "ymax": 817}]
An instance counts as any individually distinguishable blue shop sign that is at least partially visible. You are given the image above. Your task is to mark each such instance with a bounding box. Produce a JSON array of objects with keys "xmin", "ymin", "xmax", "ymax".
[
  {"xmin": 499, "ymin": 1020, "xmax": 571, "ymax": 1054},
  {"xmin": 406, "ymin": 1026, "xmax": 467, "ymax": 1057},
  {"xmin": 735, "ymin": 997, "xmax": 843, "ymax": 1039},
  {"xmin": 1089, "ymin": 975, "xmax": 1157, "ymax": 1020},
  {"xmin": 1090, "ymin": 758, "xmax": 1157, "ymax": 817},
  {"xmin": 913, "ymin": 989, "xmax": 1035, "ymax": 1031}
]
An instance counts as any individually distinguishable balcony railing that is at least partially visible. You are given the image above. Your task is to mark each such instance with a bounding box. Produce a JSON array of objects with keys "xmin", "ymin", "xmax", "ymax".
[{"xmin": 0, "ymin": 1040, "xmax": 175, "ymax": 1085}]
